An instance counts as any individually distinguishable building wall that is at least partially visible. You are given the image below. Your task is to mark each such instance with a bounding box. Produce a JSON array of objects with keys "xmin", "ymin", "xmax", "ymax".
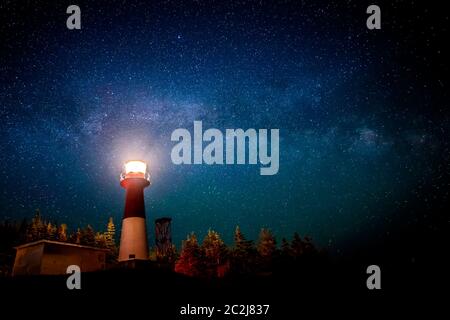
[
  {"xmin": 13, "ymin": 242, "xmax": 106, "ymax": 276},
  {"xmin": 12, "ymin": 244, "xmax": 44, "ymax": 276},
  {"xmin": 40, "ymin": 244, "xmax": 106, "ymax": 275}
]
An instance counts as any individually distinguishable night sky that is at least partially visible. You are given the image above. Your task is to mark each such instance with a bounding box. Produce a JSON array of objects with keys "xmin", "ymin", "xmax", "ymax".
[{"xmin": 0, "ymin": 1, "xmax": 447, "ymax": 253}]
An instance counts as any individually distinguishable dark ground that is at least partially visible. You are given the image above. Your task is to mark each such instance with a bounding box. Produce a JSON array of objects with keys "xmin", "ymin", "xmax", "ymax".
[{"xmin": 0, "ymin": 253, "xmax": 445, "ymax": 318}]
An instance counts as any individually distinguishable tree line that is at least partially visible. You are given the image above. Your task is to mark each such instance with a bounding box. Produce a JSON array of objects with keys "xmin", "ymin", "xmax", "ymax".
[
  {"xmin": 174, "ymin": 226, "xmax": 320, "ymax": 278},
  {"xmin": 1, "ymin": 210, "xmax": 321, "ymax": 278},
  {"xmin": 20, "ymin": 209, "xmax": 117, "ymax": 250}
]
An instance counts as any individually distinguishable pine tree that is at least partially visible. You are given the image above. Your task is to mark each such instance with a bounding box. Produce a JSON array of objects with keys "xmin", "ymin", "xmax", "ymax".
[
  {"xmin": 69, "ymin": 228, "xmax": 82, "ymax": 244},
  {"xmin": 281, "ymin": 237, "xmax": 292, "ymax": 257},
  {"xmin": 291, "ymin": 232, "xmax": 304, "ymax": 258},
  {"xmin": 234, "ymin": 226, "xmax": 254, "ymax": 252},
  {"xmin": 28, "ymin": 209, "xmax": 45, "ymax": 241},
  {"xmin": 175, "ymin": 233, "xmax": 203, "ymax": 277},
  {"xmin": 105, "ymin": 217, "xmax": 116, "ymax": 250},
  {"xmin": 81, "ymin": 225, "xmax": 96, "ymax": 246},
  {"xmin": 257, "ymin": 228, "xmax": 276, "ymax": 258},
  {"xmin": 46, "ymin": 222, "xmax": 57, "ymax": 240},
  {"xmin": 202, "ymin": 229, "xmax": 228, "ymax": 277},
  {"xmin": 57, "ymin": 224, "xmax": 68, "ymax": 242},
  {"xmin": 257, "ymin": 228, "xmax": 277, "ymax": 271},
  {"xmin": 277, "ymin": 237, "xmax": 293, "ymax": 270},
  {"xmin": 95, "ymin": 232, "xmax": 108, "ymax": 248},
  {"xmin": 302, "ymin": 236, "xmax": 316, "ymax": 255},
  {"xmin": 167, "ymin": 244, "xmax": 178, "ymax": 266},
  {"xmin": 231, "ymin": 226, "xmax": 256, "ymax": 274},
  {"xmin": 234, "ymin": 226, "xmax": 245, "ymax": 246}
]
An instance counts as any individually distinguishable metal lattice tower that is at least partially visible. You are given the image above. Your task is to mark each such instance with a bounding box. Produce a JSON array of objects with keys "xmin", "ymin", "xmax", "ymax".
[{"xmin": 155, "ymin": 217, "xmax": 172, "ymax": 257}]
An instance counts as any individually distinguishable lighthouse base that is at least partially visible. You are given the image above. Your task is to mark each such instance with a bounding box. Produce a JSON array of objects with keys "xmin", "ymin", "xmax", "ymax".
[
  {"xmin": 118, "ymin": 217, "xmax": 149, "ymax": 262},
  {"xmin": 118, "ymin": 259, "xmax": 154, "ymax": 269}
]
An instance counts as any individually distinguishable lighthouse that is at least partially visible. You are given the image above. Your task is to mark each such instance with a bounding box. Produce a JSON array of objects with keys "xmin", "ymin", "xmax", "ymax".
[{"xmin": 118, "ymin": 160, "xmax": 150, "ymax": 262}]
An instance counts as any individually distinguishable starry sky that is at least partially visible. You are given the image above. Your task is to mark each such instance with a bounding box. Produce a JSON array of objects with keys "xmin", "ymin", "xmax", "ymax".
[{"xmin": 0, "ymin": 1, "xmax": 448, "ymax": 254}]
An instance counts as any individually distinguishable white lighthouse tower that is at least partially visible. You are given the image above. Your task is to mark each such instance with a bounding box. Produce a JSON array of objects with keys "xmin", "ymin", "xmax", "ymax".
[{"xmin": 118, "ymin": 160, "xmax": 150, "ymax": 262}]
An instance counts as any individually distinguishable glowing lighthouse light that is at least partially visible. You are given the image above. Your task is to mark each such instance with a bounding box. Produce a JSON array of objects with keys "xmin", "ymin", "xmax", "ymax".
[
  {"xmin": 121, "ymin": 160, "xmax": 150, "ymax": 181},
  {"xmin": 124, "ymin": 160, "xmax": 146, "ymax": 174}
]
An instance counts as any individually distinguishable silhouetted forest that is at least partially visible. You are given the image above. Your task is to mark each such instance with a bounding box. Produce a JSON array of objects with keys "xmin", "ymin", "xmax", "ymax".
[
  {"xmin": 0, "ymin": 210, "xmax": 322, "ymax": 278},
  {"xmin": 174, "ymin": 227, "xmax": 320, "ymax": 278}
]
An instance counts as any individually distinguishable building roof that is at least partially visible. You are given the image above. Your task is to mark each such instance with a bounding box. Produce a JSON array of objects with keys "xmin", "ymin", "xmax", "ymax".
[{"xmin": 14, "ymin": 239, "xmax": 109, "ymax": 252}]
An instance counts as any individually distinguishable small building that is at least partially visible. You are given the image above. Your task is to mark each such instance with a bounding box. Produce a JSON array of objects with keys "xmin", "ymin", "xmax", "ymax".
[{"xmin": 13, "ymin": 240, "xmax": 108, "ymax": 276}]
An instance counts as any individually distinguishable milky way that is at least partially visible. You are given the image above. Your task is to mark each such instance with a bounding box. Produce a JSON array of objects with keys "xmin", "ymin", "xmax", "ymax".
[{"xmin": 1, "ymin": 1, "xmax": 447, "ymax": 251}]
